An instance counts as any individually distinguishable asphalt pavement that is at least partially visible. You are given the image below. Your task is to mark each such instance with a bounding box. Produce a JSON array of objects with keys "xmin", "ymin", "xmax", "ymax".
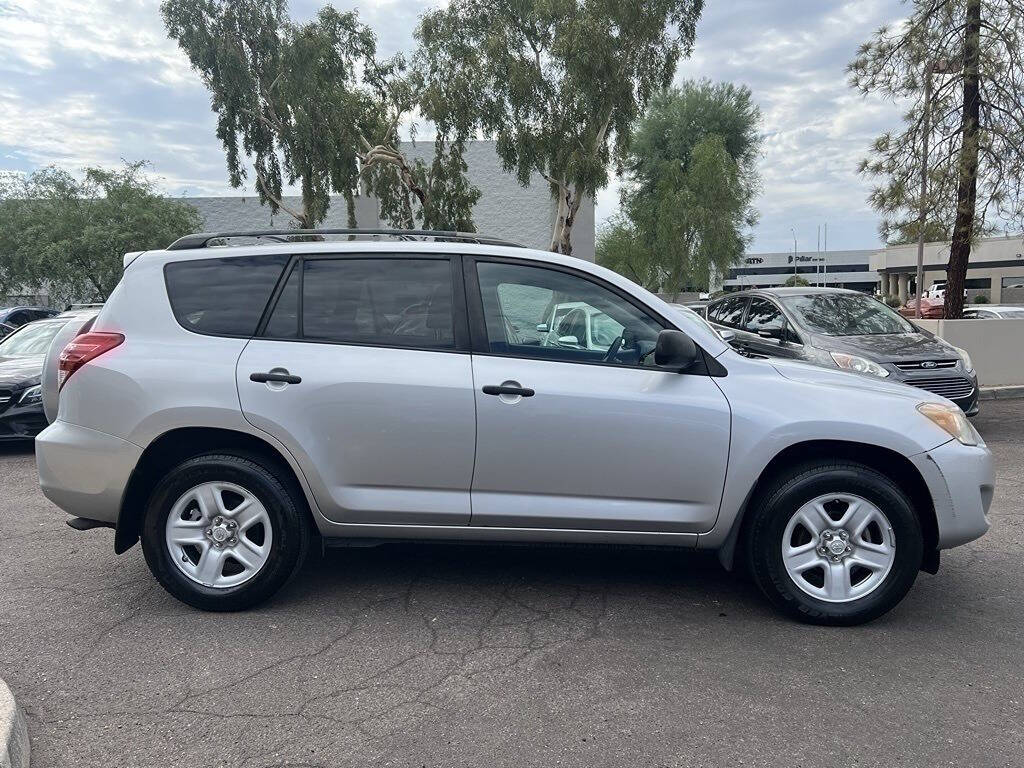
[{"xmin": 1, "ymin": 401, "xmax": 1022, "ymax": 767}]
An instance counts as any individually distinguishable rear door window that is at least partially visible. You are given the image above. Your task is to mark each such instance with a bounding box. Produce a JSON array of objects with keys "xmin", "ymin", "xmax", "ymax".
[
  {"xmin": 165, "ymin": 254, "xmax": 289, "ymax": 336},
  {"xmin": 300, "ymin": 258, "xmax": 455, "ymax": 349},
  {"xmin": 708, "ymin": 297, "xmax": 747, "ymax": 328}
]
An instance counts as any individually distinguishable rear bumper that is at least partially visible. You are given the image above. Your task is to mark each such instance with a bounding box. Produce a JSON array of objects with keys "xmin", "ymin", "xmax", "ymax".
[
  {"xmin": 35, "ymin": 420, "xmax": 141, "ymax": 525},
  {"xmin": 912, "ymin": 439, "xmax": 994, "ymax": 549}
]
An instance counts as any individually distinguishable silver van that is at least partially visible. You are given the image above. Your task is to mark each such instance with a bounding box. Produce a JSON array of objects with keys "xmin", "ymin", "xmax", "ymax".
[{"xmin": 36, "ymin": 230, "xmax": 994, "ymax": 624}]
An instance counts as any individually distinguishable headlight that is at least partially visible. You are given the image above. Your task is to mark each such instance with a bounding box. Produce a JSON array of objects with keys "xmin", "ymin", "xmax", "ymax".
[
  {"xmin": 917, "ymin": 402, "xmax": 979, "ymax": 445},
  {"xmin": 952, "ymin": 345, "xmax": 974, "ymax": 373},
  {"xmin": 18, "ymin": 384, "xmax": 42, "ymax": 405},
  {"xmin": 830, "ymin": 352, "xmax": 889, "ymax": 378}
]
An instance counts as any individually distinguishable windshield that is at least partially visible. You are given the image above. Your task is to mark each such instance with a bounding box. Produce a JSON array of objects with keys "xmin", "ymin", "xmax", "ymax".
[
  {"xmin": 997, "ymin": 309, "xmax": 1024, "ymax": 319},
  {"xmin": 780, "ymin": 293, "xmax": 915, "ymax": 336},
  {"xmin": 0, "ymin": 321, "xmax": 64, "ymax": 357}
]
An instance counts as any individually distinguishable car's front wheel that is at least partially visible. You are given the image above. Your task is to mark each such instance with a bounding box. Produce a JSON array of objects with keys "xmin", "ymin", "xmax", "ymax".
[
  {"xmin": 745, "ymin": 461, "xmax": 924, "ymax": 625},
  {"xmin": 140, "ymin": 453, "xmax": 311, "ymax": 611}
]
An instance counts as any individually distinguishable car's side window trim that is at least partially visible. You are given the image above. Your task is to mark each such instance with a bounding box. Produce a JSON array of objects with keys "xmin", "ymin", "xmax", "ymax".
[
  {"xmin": 255, "ymin": 251, "xmax": 472, "ymax": 353},
  {"xmin": 462, "ymin": 255, "xmax": 713, "ymax": 375}
]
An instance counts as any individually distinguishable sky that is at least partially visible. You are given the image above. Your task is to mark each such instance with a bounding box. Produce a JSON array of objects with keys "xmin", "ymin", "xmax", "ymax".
[{"xmin": 0, "ymin": 0, "xmax": 910, "ymax": 253}]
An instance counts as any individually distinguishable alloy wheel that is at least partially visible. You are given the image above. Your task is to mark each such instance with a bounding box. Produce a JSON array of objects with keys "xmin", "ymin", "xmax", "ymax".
[
  {"xmin": 781, "ymin": 493, "xmax": 896, "ymax": 603},
  {"xmin": 164, "ymin": 481, "xmax": 273, "ymax": 588}
]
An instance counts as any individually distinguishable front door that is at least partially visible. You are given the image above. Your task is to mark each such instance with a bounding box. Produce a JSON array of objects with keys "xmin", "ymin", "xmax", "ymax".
[
  {"xmin": 466, "ymin": 259, "xmax": 731, "ymax": 533},
  {"xmin": 738, "ymin": 297, "xmax": 806, "ymax": 359},
  {"xmin": 236, "ymin": 254, "xmax": 476, "ymax": 526}
]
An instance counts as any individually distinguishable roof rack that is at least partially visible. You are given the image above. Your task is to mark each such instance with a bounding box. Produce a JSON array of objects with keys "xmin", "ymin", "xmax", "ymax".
[{"xmin": 166, "ymin": 228, "xmax": 523, "ymax": 251}]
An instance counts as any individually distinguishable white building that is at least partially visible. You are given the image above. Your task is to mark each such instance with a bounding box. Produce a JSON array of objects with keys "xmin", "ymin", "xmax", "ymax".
[
  {"xmin": 188, "ymin": 140, "xmax": 595, "ymax": 260},
  {"xmin": 871, "ymin": 235, "xmax": 1024, "ymax": 304},
  {"xmin": 722, "ymin": 249, "xmax": 877, "ymax": 292}
]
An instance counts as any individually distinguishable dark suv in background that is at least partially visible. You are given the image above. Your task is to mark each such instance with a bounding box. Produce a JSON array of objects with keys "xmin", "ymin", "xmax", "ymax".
[{"xmin": 706, "ymin": 287, "xmax": 979, "ymax": 415}]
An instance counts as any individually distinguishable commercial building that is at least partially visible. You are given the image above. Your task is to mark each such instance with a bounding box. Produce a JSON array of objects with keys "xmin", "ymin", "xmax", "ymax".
[
  {"xmin": 871, "ymin": 235, "xmax": 1024, "ymax": 304},
  {"xmin": 722, "ymin": 249, "xmax": 878, "ymax": 292},
  {"xmin": 188, "ymin": 140, "xmax": 594, "ymax": 260}
]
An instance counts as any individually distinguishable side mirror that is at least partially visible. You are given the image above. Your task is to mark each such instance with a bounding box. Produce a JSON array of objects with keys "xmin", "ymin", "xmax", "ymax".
[
  {"xmin": 536, "ymin": 323, "xmax": 549, "ymax": 332},
  {"xmin": 654, "ymin": 329, "xmax": 699, "ymax": 372},
  {"xmin": 757, "ymin": 328, "xmax": 781, "ymax": 340},
  {"xmin": 557, "ymin": 335, "xmax": 579, "ymax": 346},
  {"xmin": 718, "ymin": 328, "xmax": 737, "ymax": 344}
]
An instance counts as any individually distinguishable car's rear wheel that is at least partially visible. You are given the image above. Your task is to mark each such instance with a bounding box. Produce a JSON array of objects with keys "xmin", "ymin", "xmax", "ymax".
[
  {"xmin": 745, "ymin": 461, "xmax": 923, "ymax": 625},
  {"xmin": 141, "ymin": 453, "xmax": 310, "ymax": 611}
]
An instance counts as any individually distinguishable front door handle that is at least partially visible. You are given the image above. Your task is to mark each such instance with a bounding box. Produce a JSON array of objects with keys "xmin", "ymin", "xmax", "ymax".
[
  {"xmin": 250, "ymin": 371, "xmax": 302, "ymax": 385},
  {"xmin": 482, "ymin": 384, "xmax": 534, "ymax": 397}
]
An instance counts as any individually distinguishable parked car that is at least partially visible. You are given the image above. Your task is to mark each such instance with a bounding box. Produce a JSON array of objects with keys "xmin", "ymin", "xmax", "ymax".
[
  {"xmin": 0, "ymin": 322, "xmax": 15, "ymax": 340},
  {"xmin": 962, "ymin": 305, "xmax": 1024, "ymax": 319},
  {"xmin": 0, "ymin": 307, "xmax": 102, "ymax": 440},
  {"xmin": 706, "ymin": 287, "xmax": 979, "ymax": 415},
  {"xmin": 924, "ymin": 281, "xmax": 966, "ymax": 301},
  {"xmin": 0, "ymin": 306, "xmax": 58, "ymax": 328},
  {"xmin": 537, "ymin": 301, "xmax": 624, "ymax": 351},
  {"xmin": 899, "ymin": 296, "xmax": 944, "ymax": 319},
  {"xmin": 36, "ymin": 229, "xmax": 993, "ymax": 625}
]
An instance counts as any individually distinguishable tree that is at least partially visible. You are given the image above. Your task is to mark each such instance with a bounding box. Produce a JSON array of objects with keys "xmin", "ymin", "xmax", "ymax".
[
  {"xmin": 849, "ymin": 0, "xmax": 1024, "ymax": 318},
  {"xmin": 415, "ymin": 0, "xmax": 704, "ymax": 255},
  {"xmin": 784, "ymin": 275, "xmax": 811, "ymax": 287},
  {"xmin": 0, "ymin": 163, "xmax": 202, "ymax": 305},
  {"xmin": 597, "ymin": 82, "xmax": 761, "ymax": 300},
  {"xmin": 161, "ymin": 0, "xmax": 479, "ymax": 230}
]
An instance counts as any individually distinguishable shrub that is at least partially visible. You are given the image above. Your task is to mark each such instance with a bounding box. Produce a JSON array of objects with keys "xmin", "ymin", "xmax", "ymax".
[{"xmin": 973, "ymin": 294, "xmax": 990, "ymax": 304}]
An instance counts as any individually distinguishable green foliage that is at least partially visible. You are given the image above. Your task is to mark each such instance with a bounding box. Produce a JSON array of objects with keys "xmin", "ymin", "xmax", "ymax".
[
  {"xmin": 784, "ymin": 275, "xmax": 810, "ymax": 287},
  {"xmin": 161, "ymin": 0, "xmax": 479, "ymax": 230},
  {"xmin": 886, "ymin": 218, "xmax": 951, "ymax": 246},
  {"xmin": 598, "ymin": 82, "xmax": 761, "ymax": 298},
  {"xmin": 884, "ymin": 295, "xmax": 904, "ymax": 308},
  {"xmin": 415, "ymin": 0, "xmax": 704, "ymax": 254},
  {"xmin": 973, "ymin": 293, "xmax": 990, "ymax": 303},
  {"xmin": 848, "ymin": 0, "xmax": 1024, "ymax": 317},
  {"xmin": 0, "ymin": 163, "xmax": 202, "ymax": 304}
]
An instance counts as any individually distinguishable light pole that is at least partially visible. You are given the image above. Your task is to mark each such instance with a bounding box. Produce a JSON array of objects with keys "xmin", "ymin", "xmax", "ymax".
[
  {"xmin": 915, "ymin": 58, "xmax": 955, "ymax": 317},
  {"xmin": 791, "ymin": 228, "xmax": 798, "ymax": 278}
]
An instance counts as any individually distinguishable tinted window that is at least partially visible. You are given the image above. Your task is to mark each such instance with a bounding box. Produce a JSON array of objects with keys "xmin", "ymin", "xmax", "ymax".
[
  {"xmin": 265, "ymin": 266, "xmax": 299, "ymax": 338},
  {"xmin": 165, "ymin": 254, "xmax": 289, "ymax": 336},
  {"xmin": 476, "ymin": 261, "xmax": 663, "ymax": 366},
  {"xmin": 302, "ymin": 258, "xmax": 454, "ymax": 349},
  {"xmin": 744, "ymin": 298, "xmax": 784, "ymax": 332},
  {"xmin": 780, "ymin": 293, "xmax": 914, "ymax": 336},
  {"xmin": 709, "ymin": 297, "xmax": 747, "ymax": 328}
]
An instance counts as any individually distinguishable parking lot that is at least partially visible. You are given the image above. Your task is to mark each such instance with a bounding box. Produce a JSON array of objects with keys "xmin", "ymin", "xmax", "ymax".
[{"xmin": 0, "ymin": 401, "xmax": 1020, "ymax": 767}]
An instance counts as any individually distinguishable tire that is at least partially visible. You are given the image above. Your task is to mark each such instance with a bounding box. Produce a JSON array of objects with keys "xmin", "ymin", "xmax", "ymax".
[
  {"xmin": 744, "ymin": 460, "xmax": 923, "ymax": 626},
  {"xmin": 141, "ymin": 452, "xmax": 311, "ymax": 611}
]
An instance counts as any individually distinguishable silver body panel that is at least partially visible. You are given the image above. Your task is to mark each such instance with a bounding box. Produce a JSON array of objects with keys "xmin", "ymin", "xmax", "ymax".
[
  {"xmin": 35, "ymin": 240, "xmax": 993, "ymax": 556},
  {"xmin": 237, "ymin": 340, "xmax": 476, "ymax": 526}
]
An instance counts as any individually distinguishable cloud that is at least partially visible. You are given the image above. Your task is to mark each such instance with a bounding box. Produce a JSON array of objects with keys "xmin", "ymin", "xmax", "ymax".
[{"xmin": 0, "ymin": 0, "xmax": 910, "ymax": 249}]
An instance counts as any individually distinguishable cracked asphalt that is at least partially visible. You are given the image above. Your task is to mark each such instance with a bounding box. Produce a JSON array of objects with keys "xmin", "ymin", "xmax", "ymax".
[{"xmin": 1, "ymin": 400, "xmax": 1023, "ymax": 767}]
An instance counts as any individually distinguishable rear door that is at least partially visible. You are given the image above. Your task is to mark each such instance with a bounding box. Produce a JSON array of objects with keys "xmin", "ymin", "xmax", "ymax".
[
  {"xmin": 236, "ymin": 254, "xmax": 476, "ymax": 526},
  {"xmin": 465, "ymin": 257, "xmax": 731, "ymax": 533}
]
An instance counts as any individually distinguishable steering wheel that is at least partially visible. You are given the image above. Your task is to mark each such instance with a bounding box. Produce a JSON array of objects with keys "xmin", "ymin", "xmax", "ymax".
[{"xmin": 602, "ymin": 334, "xmax": 624, "ymax": 363}]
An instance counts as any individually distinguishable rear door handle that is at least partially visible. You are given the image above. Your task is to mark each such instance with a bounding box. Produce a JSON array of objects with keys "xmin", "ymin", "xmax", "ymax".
[
  {"xmin": 482, "ymin": 384, "xmax": 534, "ymax": 397},
  {"xmin": 250, "ymin": 371, "xmax": 302, "ymax": 384}
]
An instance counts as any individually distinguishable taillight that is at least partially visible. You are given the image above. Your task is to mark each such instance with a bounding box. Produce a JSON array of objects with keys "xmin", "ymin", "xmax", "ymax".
[{"xmin": 58, "ymin": 332, "xmax": 124, "ymax": 390}]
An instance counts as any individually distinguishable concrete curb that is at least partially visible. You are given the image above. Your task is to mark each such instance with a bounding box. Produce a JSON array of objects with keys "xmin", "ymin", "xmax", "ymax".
[
  {"xmin": 979, "ymin": 385, "xmax": 1024, "ymax": 401},
  {"xmin": 0, "ymin": 677, "xmax": 29, "ymax": 768}
]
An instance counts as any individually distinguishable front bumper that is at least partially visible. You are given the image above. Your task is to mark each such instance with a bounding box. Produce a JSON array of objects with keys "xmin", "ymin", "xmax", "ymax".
[
  {"xmin": 36, "ymin": 420, "xmax": 142, "ymax": 525},
  {"xmin": 911, "ymin": 438, "xmax": 994, "ymax": 549}
]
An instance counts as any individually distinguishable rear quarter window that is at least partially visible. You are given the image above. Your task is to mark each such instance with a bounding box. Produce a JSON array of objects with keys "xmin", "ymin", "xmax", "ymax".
[{"xmin": 164, "ymin": 254, "xmax": 289, "ymax": 336}]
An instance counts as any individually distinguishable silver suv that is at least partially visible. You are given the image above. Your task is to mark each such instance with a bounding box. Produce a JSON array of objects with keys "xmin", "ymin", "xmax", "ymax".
[{"xmin": 36, "ymin": 230, "xmax": 995, "ymax": 625}]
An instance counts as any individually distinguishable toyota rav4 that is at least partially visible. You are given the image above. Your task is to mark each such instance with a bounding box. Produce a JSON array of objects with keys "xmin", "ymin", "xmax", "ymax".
[{"xmin": 35, "ymin": 229, "xmax": 994, "ymax": 625}]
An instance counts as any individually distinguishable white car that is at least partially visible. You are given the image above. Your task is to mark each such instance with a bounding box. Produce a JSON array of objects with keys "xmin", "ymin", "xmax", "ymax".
[{"xmin": 962, "ymin": 305, "xmax": 1024, "ymax": 319}]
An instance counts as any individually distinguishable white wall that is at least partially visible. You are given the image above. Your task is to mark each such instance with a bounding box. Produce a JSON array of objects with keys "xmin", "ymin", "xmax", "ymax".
[{"xmin": 915, "ymin": 319, "xmax": 1024, "ymax": 387}]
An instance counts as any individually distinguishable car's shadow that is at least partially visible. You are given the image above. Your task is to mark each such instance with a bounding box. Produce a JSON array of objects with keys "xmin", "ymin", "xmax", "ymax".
[{"xmin": 0, "ymin": 439, "xmax": 34, "ymax": 457}]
